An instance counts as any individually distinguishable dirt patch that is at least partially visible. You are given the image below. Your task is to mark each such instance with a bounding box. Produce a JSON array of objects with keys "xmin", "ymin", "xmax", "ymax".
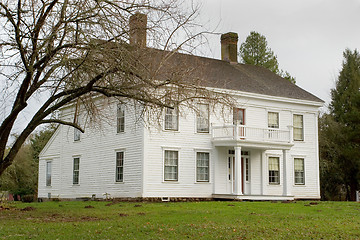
[
  {"xmin": 137, "ymin": 212, "xmax": 146, "ymax": 216},
  {"xmin": 21, "ymin": 206, "xmax": 36, "ymax": 211},
  {"xmin": 119, "ymin": 213, "xmax": 129, "ymax": 217},
  {"xmin": 84, "ymin": 205, "xmax": 94, "ymax": 208},
  {"xmin": 134, "ymin": 204, "xmax": 142, "ymax": 207}
]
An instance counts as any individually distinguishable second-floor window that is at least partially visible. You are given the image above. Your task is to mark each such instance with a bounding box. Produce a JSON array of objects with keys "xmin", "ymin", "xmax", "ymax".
[
  {"xmin": 268, "ymin": 112, "xmax": 279, "ymax": 128},
  {"xmin": 197, "ymin": 104, "xmax": 209, "ymax": 133},
  {"xmin": 117, "ymin": 104, "xmax": 125, "ymax": 133},
  {"xmin": 293, "ymin": 114, "xmax": 304, "ymax": 141},
  {"xmin": 233, "ymin": 108, "xmax": 245, "ymax": 125},
  {"xmin": 165, "ymin": 107, "xmax": 178, "ymax": 131}
]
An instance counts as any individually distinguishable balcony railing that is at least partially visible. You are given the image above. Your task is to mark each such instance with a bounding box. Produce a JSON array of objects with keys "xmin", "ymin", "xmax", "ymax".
[{"xmin": 212, "ymin": 125, "xmax": 291, "ymax": 143}]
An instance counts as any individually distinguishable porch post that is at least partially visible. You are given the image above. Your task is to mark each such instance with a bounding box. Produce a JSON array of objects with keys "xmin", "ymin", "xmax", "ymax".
[
  {"xmin": 282, "ymin": 149, "xmax": 291, "ymax": 196},
  {"xmin": 234, "ymin": 146, "xmax": 242, "ymax": 195}
]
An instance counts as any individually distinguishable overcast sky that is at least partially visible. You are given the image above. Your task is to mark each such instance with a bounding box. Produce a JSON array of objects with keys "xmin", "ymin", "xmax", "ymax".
[{"xmin": 196, "ymin": 0, "xmax": 360, "ymax": 108}]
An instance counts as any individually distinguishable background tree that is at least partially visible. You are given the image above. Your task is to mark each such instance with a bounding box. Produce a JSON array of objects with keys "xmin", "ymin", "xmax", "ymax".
[
  {"xmin": 320, "ymin": 48, "xmax": 360, "ymax": 201},
  {"xmin": 0, "ymin": 0, "xmax": 218, "ymax": 176},
  {"xmin": 0, "ymin": 126, "xmax": 54, "ymax": 199},
  {"xmin": 239, "ymin": 31, "xmax": 296, "ymax": 83}
]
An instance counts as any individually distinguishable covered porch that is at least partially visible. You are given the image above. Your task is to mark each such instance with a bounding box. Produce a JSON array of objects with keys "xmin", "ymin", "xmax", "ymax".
[{"xmin": 211, "ymin": 124, "xmax": 295, "ymax": 200}]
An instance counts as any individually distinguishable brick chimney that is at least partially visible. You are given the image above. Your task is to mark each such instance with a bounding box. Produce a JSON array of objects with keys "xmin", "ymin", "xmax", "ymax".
[
  {"xmin": 129, "ymin": 13, "xmax": 147, "ymax": 47},
  {"xmin": 221, "ymin": 32, "xmax": 238, "ymax": 64}
]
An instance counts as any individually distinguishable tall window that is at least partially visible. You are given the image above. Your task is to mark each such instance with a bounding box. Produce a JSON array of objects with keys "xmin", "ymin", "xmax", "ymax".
[
  {"xmin": 268, "ymin": 157, "xmax": 280, "ymax": 184},
  {"xmin": 196, "ymin": 152, "xmax": 209, "ymax": 182},
  {"xmin": 117, "ymin": 104, "xmax": 125, "ymax": 133},
  {"xmin": 165, "ymin": 107, "xmax": 178, "ymax": 131},
  {"xmin": 268, "ymin": 112, "xmax": 279, "ymax": 128},
  {"xmin": 233, "ymin": 108, "xmax": 245, "ymax": 125},
  {"xmin": 46, "ymin": 161, "xmax": 52, "ymax": 186},
  {"xmin": 164, "ymin": 150, "xmax": 178, "ymax": 181},
  {"xmin": 245, "ymin": 158, "xmax": 250, "ymax": 182},
  {"xmin": 294, "ymin": 158, "xmax": 305, "ymax": 185},
  {"xmin": 293, "ymin": 114, "xmax": 304, "ymax": 141},
  {"xmin": 116, "ymin": 152, "xmax": 124, "ymax": 182},
  {"xmin": 197, "ymin": 104, "xmax": 209, "ymax": 133},
  {"xmin": 73, "ymin": 157, "xmax": 80, "ymax": 185}
]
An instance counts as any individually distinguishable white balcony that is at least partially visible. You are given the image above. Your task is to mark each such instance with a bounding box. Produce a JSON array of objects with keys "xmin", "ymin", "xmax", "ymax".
[{"xmin": 212, "ymin": 125, "xmax": 293, "ymax": 150}]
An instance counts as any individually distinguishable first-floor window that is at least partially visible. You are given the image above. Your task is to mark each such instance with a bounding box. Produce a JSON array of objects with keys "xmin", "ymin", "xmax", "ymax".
[
  {"xmin": 294, "ymin": 158, "xmax": 305, "ymax": 185},
  {"xmin": 245, "ymin": 158, "xmax": 250, "ymax": 182},
  {"xmin": 73, "ymin": 157, "xmax": 80, "ymax": 184},
  {"xmin": 196, "ymin": 152, "xmax": 209, "ymax": 182},
  {"xmin": 164, "ymin": 150, "xmax": 178, "ymax": 181},
  {"xmin": 269, "ymin": 157, "xmax": 280, "ymax": 184},
  {"xmin": 46, "ymin": 161, "xmax": 52, "ymax": 186},
  {"xmin": 116, "ymin": 152, "xmax": 124, "ymax": 182}
]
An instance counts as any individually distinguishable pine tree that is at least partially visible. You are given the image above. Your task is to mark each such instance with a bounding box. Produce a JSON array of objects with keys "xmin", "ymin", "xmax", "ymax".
[
  {"xmin": 326, "ymin": 48, "xmax": 360, "ymax": 201},
  {"xmin": 239, "ymin": 31, "xmax": 296, "ymax": 83}
]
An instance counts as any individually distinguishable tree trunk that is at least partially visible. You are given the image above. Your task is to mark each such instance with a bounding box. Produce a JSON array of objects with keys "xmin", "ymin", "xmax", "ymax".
[{"xmin": 350, "ymin": 181, "xmax": 358, "ymax": 201}]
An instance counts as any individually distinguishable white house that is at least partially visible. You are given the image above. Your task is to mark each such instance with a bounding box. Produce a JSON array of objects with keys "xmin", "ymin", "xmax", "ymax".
[{"xmin": 38, "ymin": 15, "xmax": 323, "ymax": 201}]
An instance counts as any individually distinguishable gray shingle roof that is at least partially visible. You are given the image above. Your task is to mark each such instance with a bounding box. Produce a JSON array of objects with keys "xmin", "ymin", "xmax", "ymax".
[{"xmin": 154, "ymin": 51, "xmax": 324, "ymax": 103}]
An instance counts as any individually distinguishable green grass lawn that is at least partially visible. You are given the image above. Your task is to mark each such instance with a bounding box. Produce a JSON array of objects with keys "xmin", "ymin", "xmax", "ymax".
[{"xmin": 0, "ymin": 200, "xmax": 359, "ymax": 239}]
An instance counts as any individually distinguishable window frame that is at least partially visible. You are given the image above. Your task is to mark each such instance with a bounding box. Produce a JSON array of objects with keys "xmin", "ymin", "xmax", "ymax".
[
  {"xmin": 233, "ymin": 108, "xmax": 245, "ymax": 125},
  {"xmin": 196, "ymin": 104, "xmax": 210, "ymax": 133},
  {"xmin": 268, "ymin": 112, "xmax": 279, "ymax": 129},
  {"xmin": 46, "ymin": 161, "xmax": 52, "ymax": 187},
  {"xmin": 294, "ymin": 158, "xmax": 305, "ymax": 185},
  {"xmin": 164, "ymin": 106, "xmax": 179, "ymax": 131},
  {"xmin": 115, "ymin": 151, "xmax": 124, "ymax": 183},
  {"xmin": 196, "ymin": 152, "xmax": 210, "ymax": 182},
  {"xmin": 73, "ymin": 157, "xmax": 80, "ymax": 185},
  {"xmin": 117, "ymin": 104, "xmax": 125, "ymax": 133},
  {"xmin": 268, "ymin": 156, "xmax": 280, "ymax": 185},
  {"xmin": 293, "ymin": 114, "xmax": 304, "ymax": 141},
  {"xmin": 163, "ymin": 150, "xmax": 179, "ymax": 182}
]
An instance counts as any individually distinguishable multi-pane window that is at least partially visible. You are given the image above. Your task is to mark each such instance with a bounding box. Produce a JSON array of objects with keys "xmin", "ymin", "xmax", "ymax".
[
  {"xmin": 117, "ymin": 104, "xmax": 125, "ymax": 133},
  {"xmin": 268, "ymin": 112, "xmax": 279, "ymax": 128},
  {"xmin": 116, "ymin": 152, "xmax": 124, "ymax": 182},
  {"xmin": 233, "ymin": 108, "xmax": 245, "ymax": 125},
  {"xmin": 73, "ymin": 157, "xmax": 80, "ymax": 185},
  {"xmin": 293, "ymin": 114, "xmax": 304, "ymax": 141},
  {"xmin": 164, "ymin": 150, "xmax": 178, "ymax": 181},
  {"xmin": 268, "ymin": 157, "xmax": 280, "ymax": 184},
  {"xmin": 46, "ymin": 161, "xmax": 52, "ymax": 186},
  {"xmin": 245, "ymin": 158, "xmax": 250, "ymax": 182},
  {"xmin": 197, "ymin": 104, "xmax": 209, "ymax": 133},
  {"xmin": 294, "ymin": 158, "xmax": 305, "ymax": 185},
  {"xmin": 196, "ymin": 152, "xmax": 209, "ymax": 182},
  {"xmin": 165, "ymin": 107, "xmax": 178, "ymax": 131}
]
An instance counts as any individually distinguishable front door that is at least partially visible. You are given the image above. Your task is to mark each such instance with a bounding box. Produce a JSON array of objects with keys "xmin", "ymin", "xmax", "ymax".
[{"xmin": 227, "ymin": 150, "xmax": 250, "ymax": 195}]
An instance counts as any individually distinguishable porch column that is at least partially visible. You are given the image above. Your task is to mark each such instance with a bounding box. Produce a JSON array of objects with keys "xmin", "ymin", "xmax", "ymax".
[
  {"xmin": 282, "ymin": 149, "xmax": 291, "ymax": 196},
  {"xmin": 234, "ymin": 146, "xmax": 243, "ymax": 195}
]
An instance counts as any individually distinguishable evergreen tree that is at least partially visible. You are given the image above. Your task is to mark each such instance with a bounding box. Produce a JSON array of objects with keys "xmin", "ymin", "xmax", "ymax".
[
  {"xmin": 239, "ymin": 31, "xmax": 296, "ymax": 83},
  {"xmin": 325, "ymin": 48, "xmax": 360, "ymax": 201}
]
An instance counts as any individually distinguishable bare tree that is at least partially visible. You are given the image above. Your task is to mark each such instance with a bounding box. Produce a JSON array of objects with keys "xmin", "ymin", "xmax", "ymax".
[{"xmin": 0, "ymin": 0, "xmax": 219, "ymax": 175}]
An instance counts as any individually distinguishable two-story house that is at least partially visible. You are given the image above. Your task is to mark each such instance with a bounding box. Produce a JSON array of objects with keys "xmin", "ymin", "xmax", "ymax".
[{"xmin": 38, "ymin": 14, "xmax": 323, "ymax": 201}]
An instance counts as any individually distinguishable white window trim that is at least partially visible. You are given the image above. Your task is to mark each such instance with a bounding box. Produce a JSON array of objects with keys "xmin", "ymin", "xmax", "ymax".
[
  {"xmin": 292, "ymin": 155, "xmax": 306, "ymax": 186},
  {"xmin": 194, "ymin": 150, "xmax": 211, "ymax": 183},
  {"xmin": 164, "ymin": 106, "xmax": 179, "ymax": 132},
  {"xmin": 46, "ymin": 160, "xmax": 52, "ymax": 187},
  {"xmin": 293, "ymin": 114, "xmax": 305, "ymax": 142},
  {"xmin": 196, "ymin": 103, "xmax": 210, "ymax": 133},
  {"xmin": 266, "ymin": 154, "xmax": 282, "ymax": 186},
  {"xmin": 115, "ymin": 150, "xmax": 125, "ymax": 183},
  {"xmin": 267, "ymin": 111, "xmax": 280, "ymax": 129},
  {"xmin": 162, "ymin": 147, "xmax": 181, "ymax": 183},
  {"xmin": 72, "ymin": 156, "xmax": 81, "ymax": 185},
  {"xmin": 116, "ymin": 104, "xmax": 125, "ymax": 134}
]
